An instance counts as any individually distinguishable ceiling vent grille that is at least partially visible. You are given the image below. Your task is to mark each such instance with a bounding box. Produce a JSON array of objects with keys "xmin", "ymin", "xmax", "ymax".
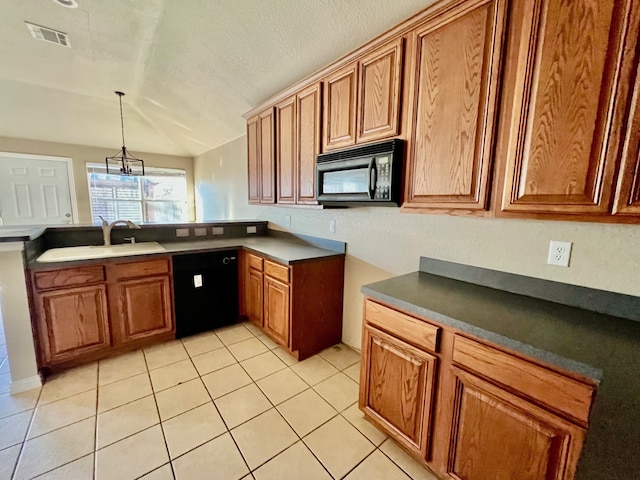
[{"xmin": 25, "ymin": 22, "xmax": 70, "ymax": 47}]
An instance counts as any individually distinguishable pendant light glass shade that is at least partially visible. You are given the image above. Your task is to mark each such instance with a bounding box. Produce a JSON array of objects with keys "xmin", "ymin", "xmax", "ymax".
[{"xmin": 105, "ymin": 91, "xmax": 145, "ymax": 176}]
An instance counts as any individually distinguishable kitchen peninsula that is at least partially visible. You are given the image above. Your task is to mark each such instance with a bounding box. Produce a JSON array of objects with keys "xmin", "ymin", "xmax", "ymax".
[{"xmin": 0, "ymin": 221, "xmax": 346, "ymax": 389}]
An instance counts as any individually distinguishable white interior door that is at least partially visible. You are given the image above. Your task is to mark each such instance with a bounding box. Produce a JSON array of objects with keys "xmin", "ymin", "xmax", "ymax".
[{"xmin": 0, "ymin": 154, "xmax": 75, "ymax": 226}]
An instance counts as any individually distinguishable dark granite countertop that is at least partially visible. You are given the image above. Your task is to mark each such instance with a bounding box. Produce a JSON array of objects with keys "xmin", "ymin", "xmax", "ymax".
[
  {"xmin": 161, "ymin": 237, "xmax": 344, "ymax": 265},
  {"xmin": 362, "ymin": 271, "xmax": 640, "ymax": 480},
  {"xmin": 29, "ymin": 236, "xmax": 343, "ymax": 270}
]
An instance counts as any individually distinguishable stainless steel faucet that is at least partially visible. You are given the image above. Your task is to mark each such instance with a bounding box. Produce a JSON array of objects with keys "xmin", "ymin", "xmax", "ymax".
[{"xmin": 99, "ymin": 216, "xmax": 141, "ymax": 246}]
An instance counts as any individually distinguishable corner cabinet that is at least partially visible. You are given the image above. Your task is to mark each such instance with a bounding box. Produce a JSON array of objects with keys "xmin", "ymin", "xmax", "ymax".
[
  {"xmin": 241, "ymin": 251, "xmax": 264, "ymax": 327},
  {"xmin": 240, "ymin": 253, "xmax": 345, "ymax": 360},
  {"xmin": 404, "ymin": 0, "xmax": 507, "ymax": 211},
  {"xmin": 495, "ymin": 0, "xmax": 640, "ymax": 218},
  {"xmin": 359, "ymin": 298, "xmax": 596, "ymax": 480},
  {"xmin": 30, "ymin": 257, "xmax": 175, "ymax": 370},
  {"xmin": 247, "ymin": 108, "xmax": 276, "ymax": 204},
  {"xmin": 448, "ymin": 367, "xmax": 585, "ymax": 480}
]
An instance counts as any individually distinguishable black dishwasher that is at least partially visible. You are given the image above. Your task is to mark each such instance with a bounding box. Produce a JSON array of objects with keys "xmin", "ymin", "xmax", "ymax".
[{"xmin": 172, "ymin": 250, "xmax": 239, "ymax": 338}]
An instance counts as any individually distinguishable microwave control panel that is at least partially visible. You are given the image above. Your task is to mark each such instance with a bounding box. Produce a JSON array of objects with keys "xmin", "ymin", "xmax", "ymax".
[{"xmin": 374, "ymin": 156, "xmax": 392, "ymax": 200}]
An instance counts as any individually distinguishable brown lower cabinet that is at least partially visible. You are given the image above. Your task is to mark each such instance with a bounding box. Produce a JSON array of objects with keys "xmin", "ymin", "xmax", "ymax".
[
  {"xmin": 360, "ymin": 298, "xmax": 595, "ymax": 480},
  {"xmin": 31, "ymin": 257, "xmax": 175, "ymax": 370},
  {"xmin": 240, "ymin": 250, "xmax": 345, "ymax": 360}
]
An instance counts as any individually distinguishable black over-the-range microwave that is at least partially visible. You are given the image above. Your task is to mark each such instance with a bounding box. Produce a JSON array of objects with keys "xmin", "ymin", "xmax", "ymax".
[{"xmin": 315, "ymin": 139, "xmax": 404, "ymax": 207}]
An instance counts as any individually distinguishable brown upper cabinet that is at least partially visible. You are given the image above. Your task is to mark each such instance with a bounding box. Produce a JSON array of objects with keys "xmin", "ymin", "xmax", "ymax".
[
  {"xmin": 247, "ymin": 108, "xmax": 276, "ymax": 204},
  {"xmin": 324, "ymin": 38, "xmax": 404, "ymax": 151},
  {"xmin": 613, "ymin": 59, "xmax": 640, "ymax": 216},
  {"xmin": 246, "ymin": 0, "xmax": 640, "ymax": 224},
  {"xmin": 357, "ymin": 37, "xmax": 404, "ymax": 144},
  {"xmin": 495, "ymin": 0, "xmax": 640, "ymax": 218},
  {"xmin": 276, "ymin": 82, "xmax": 322, "ymax": 205},
  {"xmin": 404, "ymin": 0, "xmax": 507, "ymax": 211},
  {"xmin": 323, "ymin": 63, "xmax": 359, "ymax": 151}
]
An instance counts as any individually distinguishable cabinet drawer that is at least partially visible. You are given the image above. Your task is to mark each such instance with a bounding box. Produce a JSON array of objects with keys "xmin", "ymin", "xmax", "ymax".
[
  {"xmin": 452, "ymin": 335, "xmax": 595, "ymax": 424},
  {"xmin": 247, "ymin": 253, "xmax": 264, "ymax": 271},
  {"xmin": 111, "ymin": 258, "xmax": 170, "ymax": 280},
  {"xmin": 264, "ymin": 260, "xmax": 289, "ymax": 283},
  {"xmin": 364, "ymin": 299, "xmax": 439, "ymax": 353},
  {"xmin": 34, "ymin": 266, "xmax": 105, "ymax": 291}
]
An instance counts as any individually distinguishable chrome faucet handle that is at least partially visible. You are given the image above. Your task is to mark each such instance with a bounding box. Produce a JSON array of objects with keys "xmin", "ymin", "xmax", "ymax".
[
  {"xmin": 99, "ymin": 215, "xmax": 109, "ymax": 226},
  {"xmin": 123, "ymin": 237, "xmax": 136, "ymax": 244}
]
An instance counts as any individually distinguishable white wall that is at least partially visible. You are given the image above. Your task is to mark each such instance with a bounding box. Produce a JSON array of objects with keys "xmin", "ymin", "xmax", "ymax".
[
  {"xmin": 0, "ymin": 247, "xmax": 40, "ymax": 392},
  {"xmin": 0, "ymin": 136, "xmax": 196, "ymax": 224},
  {"xmin": 195, "ymin": 136, "xmax": 640, "ymax": 350}
]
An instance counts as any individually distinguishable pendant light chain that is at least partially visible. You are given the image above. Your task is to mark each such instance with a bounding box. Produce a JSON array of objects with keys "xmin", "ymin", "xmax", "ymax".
[
  {"xmin": 118, "ymin": 91, "xmax": 126, "ymax": 148},
  {"xmin": 105, "ymin": 91, "xmax": 145, "ymax": 176}
]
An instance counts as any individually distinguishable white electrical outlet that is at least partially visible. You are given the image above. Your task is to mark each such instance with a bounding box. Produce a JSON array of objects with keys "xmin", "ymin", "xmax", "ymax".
[
  {"xmin": 285, "ymin": 215, "xmax": 291, "ymax": 227},
  {"xmin": 329, "ymin": 219, "xmax": 336, "ymax": 233},
  {"xmin": 548, "ymin": 240, "xmax": 572, "ymax": 267}
]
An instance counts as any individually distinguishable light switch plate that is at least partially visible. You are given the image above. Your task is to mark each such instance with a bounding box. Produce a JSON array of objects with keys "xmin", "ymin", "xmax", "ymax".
[
  {"xmin": 285, "ymin": 215, "xmax": 291, "ymax": 227},
  {"xmin": 247, "ymin": 226, "xmax": 257, "ymax": 234},
  {"xmin": 211, "ymin": 227, "xmax": 224, "ymax": 235},
  {"xmin": 194, "ymin": 227, "xmax": 207, "ymax": 236},
  {"xmin": 176, "ymin": 228, "xmax": 190, "ymax": 237},
  {"xmin": 329, "ymin": 219, "xmax": 336, "ymax": 233}
]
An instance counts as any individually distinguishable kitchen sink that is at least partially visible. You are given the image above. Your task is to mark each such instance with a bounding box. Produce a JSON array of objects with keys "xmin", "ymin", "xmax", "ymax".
[{"xmin": 36, "ymin": 242, "xmax": 166, "ymax": 262}]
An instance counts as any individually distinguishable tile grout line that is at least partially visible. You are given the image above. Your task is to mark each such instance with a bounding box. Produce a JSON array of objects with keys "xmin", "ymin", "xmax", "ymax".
[
  {"xmin": 186, "ymin": 331, "xmax": 254, "ymax": 478},
  {"xmin": 141, "ymin": 347, "xmax": 177, "ymax": 480},
  {"xmin": 93, "ymin": 362, "xmax": 99, "ymax": 480},
  {"xmin": 226, "ymin": 329, "xmax": 365, "ymax": 479},
  {"xmin": 9, "ymin": 382, "xmax": 44, "ymax": 480}
]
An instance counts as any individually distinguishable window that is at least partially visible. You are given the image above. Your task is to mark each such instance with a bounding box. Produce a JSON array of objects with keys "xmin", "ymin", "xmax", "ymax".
[{"xmin": 87, "ymin": 164, "xmax": 188, "ymax": 224}]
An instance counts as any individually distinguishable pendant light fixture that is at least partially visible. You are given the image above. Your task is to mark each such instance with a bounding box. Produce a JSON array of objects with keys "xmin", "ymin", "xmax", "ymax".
[{"xmin": 105, "ymin": 91, "xmax": 145, "ymax": 176}]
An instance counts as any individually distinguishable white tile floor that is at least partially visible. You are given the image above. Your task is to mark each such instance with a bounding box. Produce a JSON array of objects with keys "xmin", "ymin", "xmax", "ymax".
[{"xmin": 0, "ymin": 320, "xmax": 440, "ymax": 480}]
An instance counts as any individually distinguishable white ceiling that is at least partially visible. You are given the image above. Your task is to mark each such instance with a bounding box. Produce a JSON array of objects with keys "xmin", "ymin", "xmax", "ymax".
[{"xmin": 0, "ymin": 0, "xmax": 433, "ymax": 157}]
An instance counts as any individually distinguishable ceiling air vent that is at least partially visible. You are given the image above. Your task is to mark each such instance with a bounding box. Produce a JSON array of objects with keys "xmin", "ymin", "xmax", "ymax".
[{"xmin": 25, "ymin": 22, "xmax": 70, "ymax": 47}]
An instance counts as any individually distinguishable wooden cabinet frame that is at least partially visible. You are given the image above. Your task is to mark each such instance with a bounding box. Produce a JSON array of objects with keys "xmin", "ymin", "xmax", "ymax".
[
  {"xmin": 360, "ymin": 325, "xmax": 437, "ymax": 459},
  {"xmin": 494, "ymin": 0, "xmax": 640, "ymax": 220},
  {"xmin": 447, "ymin": 367, "xmax": 585, "ymax": 480},
  {"xmin": 403, "ymin": 0, "xmax": 507, "ymax": 212},
  {"xmin": 360, "ymin": 297, "xmax": 596, "ymax": 480}
]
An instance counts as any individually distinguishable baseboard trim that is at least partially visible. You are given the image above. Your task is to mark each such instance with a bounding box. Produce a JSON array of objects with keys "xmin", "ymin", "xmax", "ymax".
[{"xmin": 10, "ymin": 375, "xmax": 42, "ymax": 394}]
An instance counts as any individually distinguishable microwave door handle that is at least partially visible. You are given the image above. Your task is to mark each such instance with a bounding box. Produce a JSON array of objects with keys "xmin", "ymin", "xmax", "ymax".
[{"xmin": 368, "ymin": 159, "xmax": 377, "ymax": 200}]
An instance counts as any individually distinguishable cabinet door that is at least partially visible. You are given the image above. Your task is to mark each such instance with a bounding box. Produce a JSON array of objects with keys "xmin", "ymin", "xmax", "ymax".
[
  {"xmin": 247, "ymin": 268, "xmax": 264, "ymax": 327},
  {"xmin": 247, "ymin": 115, "xmax": 261, "ymax": 204},
  {"xmin": 357, "ymin": 37, "xmax": 404, "ymax": 143},
  {"xmin": 37, "ymin": 285, "xmax": 110, "ymax": 364},
  {"xmin": 614, "ymin": 57, "xmax": 640, "ymax": 216},
  {"xmin": 323, "ymin": 64, "xmax": 358, "ymax": 151},
  {"xmin": 447, "ymin": 367, "xmax": 585, "ymax": 480},
  {"xmin": 297, "ymin": 82, "xmax": 322, "ymax": 204},
  {"xmin": 498, "ymin": 0, "xmax": 631, "ymax": 215},
  {"xmin": 259, "ymin": 108, "xmax": 276, "ymax": 203},
  {"xmin": 116, "ymin": 276, "xmax": 173, "ymax": 343},
  {"xmin": 405, "ymin": 0, "xmax": 506, "ymax": 210},
  {"xmin": 277, "ymin": 96, "xmax": 296, "ymax": 204},
  {"xmin": 360, "ymin": 325, "xmax": 437, "ymax": 459},
  {"xmin": 263, "ymin": 276, "xmax": 290, "ymax": 347}
]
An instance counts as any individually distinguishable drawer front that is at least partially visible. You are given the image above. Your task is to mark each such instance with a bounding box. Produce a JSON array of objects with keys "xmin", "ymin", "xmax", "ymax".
[
  {"xmin": 34, "ymin": 266, "xmax": 105, "ymax": 291},
  {"xmin": 264, "ymin": 259, "xmax": 290, "ymax": 283},
  {"xmin": 364, "ymin": 299, "xmax": 439, "ymax": 353},
  {"xmin": 452, "ymin": 335, "xmax": 595, "ymax": 424},
  {"xmin": 247, "ymin": 253, "xmax": 264, "ymax": 271},
  {"xmin": 111, "ymin": 258, "xmax": 170, "ymax": 280}
]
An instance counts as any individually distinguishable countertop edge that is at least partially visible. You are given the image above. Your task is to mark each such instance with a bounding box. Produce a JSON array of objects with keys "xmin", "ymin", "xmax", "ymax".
[
  {"xmin": 361, "ymin": 285, "xmax": 603, "ymax": 383},
  {"xmin": 29, "ymin": 238, "xmax": 344, "ymax": 269}
]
